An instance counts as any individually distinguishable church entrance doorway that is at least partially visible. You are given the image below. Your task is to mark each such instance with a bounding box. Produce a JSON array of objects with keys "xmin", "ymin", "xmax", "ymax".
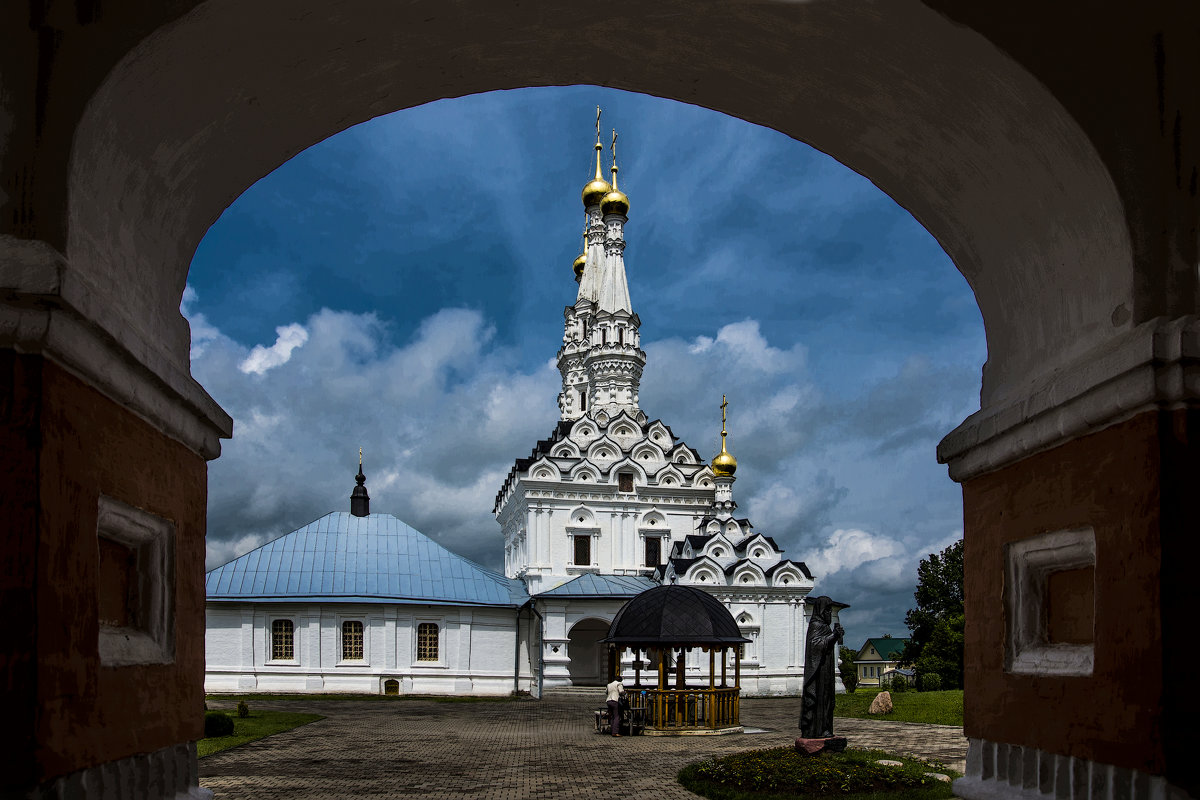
[{"xmin": 567, "ymin": 618, "xmax": 611, "ymax": 686}]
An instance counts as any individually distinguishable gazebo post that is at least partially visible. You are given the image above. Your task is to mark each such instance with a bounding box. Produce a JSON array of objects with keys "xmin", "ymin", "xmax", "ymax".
[
  {"xmin": 734, "ymin": 645, "xmax": 742, "ymax": 725},
  {"xmin": 721, "ymin": 646, "xmax": 728, "ymax": 687},
  {"xmin": 708, "ymin": 647, "xmax": 716, "ymax": 729}
]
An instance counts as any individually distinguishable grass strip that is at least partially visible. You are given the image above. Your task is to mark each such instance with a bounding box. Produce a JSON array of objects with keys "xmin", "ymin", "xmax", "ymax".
[
  {"xmin": 678, "ymin": 746, "xmax": 957, "ymax": 800},
  {"xmin": 835, "ymin": 690, "xmax": 963, "ymax": 726},
  {"xmin": 198, "ymin": 710, "xmax": 324, "ymax": 758},
  {"xmin": 206, "ymin": 692, "xmax": 513, "ymax": 704}
]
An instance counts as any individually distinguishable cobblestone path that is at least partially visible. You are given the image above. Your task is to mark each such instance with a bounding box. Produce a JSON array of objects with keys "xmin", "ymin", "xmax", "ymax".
[{"xmin": 201, "ymin": 693, "xmax": 966, "ymax": 799}]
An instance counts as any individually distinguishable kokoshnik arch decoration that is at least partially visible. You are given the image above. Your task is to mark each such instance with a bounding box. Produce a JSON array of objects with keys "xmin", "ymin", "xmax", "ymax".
[{"xmin": 1, "ymin": 3, "xmax": 1195, "ymax": 800}]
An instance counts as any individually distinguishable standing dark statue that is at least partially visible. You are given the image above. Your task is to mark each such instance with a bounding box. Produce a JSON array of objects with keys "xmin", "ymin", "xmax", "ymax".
[{"xmin": 800, "ymin": 595, "xmax": 846, "ymax": 739}]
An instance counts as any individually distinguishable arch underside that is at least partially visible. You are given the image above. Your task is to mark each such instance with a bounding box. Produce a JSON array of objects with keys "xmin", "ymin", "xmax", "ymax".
[{"xmin": 59, "ymin": 0, "xmax": 1131, "ymax": 436}]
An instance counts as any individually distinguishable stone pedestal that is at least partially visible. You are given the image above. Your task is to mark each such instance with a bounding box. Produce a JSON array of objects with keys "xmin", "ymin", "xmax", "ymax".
[{"xmin": 795, "ymin": 737, "xmax": 848, "ymax": 755}]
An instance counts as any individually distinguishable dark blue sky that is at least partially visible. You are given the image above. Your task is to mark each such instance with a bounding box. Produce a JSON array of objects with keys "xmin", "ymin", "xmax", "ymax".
[{"xmin": 186, "ymin": 86, "xmax": 985, "ymax": 647}]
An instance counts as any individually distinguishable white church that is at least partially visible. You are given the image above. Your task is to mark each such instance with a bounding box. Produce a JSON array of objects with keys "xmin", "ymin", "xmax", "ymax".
[{"xmin": 204, "ymin": 123, "xmax": 834, "ymax": 697}]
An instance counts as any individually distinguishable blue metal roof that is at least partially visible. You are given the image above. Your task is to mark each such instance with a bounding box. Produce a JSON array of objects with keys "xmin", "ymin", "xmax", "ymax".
[
  {"xmin": 536, "ymin": 573, "xmax": 658, "ymax": 598},
  {"xmin": 206, "ymin": 512, "xmax": 528, "ymax": 607}
]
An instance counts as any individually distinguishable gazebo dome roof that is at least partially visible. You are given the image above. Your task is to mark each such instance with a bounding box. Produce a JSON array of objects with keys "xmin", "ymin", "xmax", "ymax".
[{"xmin": 601, "ymin": 585, "xmax": 750, "ymax": 647}]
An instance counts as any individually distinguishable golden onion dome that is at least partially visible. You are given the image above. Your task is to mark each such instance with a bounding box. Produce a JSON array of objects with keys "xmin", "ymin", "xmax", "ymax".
[
  {"xmin": 582, "ymin": 142, "xmax": 612, "ymax": 208},
  {"xmin": 572, "ymin": 253, "xmax": 587, "ymax": 279},
  {"xmin": 583, "ymin": 178, "xmax": 613, "ymax": 208},
  {"xmin": 712, "ymin": 440, "xmax": 737, "ymax": 477},
  {"xmin": 601, "ymin": 189, "xmax": 629, "ymax": 217}
]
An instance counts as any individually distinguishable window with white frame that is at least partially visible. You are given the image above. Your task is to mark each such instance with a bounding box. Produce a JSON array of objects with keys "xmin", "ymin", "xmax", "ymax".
[
  {"xmin": 573, "ymin": 535, "xmax": 592, "ymax": 566},
  {"xmin": 644, "ymin": 536, "xmax": 661, "ymax": 567},
  {"xmin": 342, "ymin": 620, "xmax": 364, "ymax": 660},
  {"xmin": 417, "ymin": 622, "xmax": 439, "ymax": 662},
  {"xmin": 271, "ymin": 619, "xmax": 294, "ymax": 660}
]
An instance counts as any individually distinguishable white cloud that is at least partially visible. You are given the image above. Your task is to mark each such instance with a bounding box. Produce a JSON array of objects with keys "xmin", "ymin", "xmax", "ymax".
[
  {"xmin": 181, "ymin": 285, "xmax": 223, "ymax": 361},
  {"xmin": 805, "ymin": 528, "xmax": 906, "ymax": 578},
  {"xmin": 238, "ymin": 323, "xmax": 309, "ymax": 375}
]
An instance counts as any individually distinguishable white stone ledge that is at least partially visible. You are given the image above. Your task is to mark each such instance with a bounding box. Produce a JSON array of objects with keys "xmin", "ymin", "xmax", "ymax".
[
  {"xmin": 18, "ymin": 741, "xmax": 211, "ymax": 800},
  {"xmin": 939, "ymin": 316, "xmax": 1200, "ymax": 482},
  {"xmin": 1, "ymin": 238, "xmax": 232, "ymax": 459},
  {"xmin": 956, "ymin": 738, "xmax": 1190, "ymax": 800}
]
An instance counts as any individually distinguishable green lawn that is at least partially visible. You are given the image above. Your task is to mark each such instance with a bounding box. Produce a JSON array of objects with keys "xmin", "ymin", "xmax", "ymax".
[
  {"xmin": 678, "ymin": 746, "xmax": 958, "ymax": 800},
  {"xmin": 197, "ymin": 710, "xmax": 324, "ymax": 757},
  {"xmin": 835, "ymin": 690, "xmax": 963, "ymax": 726},
  {"xmin": 206, "ymin": 692, "xmax": 512, "ymax": 704}
]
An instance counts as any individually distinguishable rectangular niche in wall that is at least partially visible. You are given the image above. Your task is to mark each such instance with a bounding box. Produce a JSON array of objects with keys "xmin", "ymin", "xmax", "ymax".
[
  {"xmin": 96, "ymin": 495, "xmax": 176, "ymax": 666},
  {"xmin": 1004, "ymin": 527, "xmax": 1095, "ymax": 676}
]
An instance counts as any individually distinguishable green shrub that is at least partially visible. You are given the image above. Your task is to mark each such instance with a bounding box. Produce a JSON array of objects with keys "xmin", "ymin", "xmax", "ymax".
[
  {"xmin": 890, "ymin": 676, "xmax": 909, "ymax": 693},
  {"xmin": 678, "ymin": 746, "xmax": 957, "ymax": 798},
  {"xmin": 918, "ymin": 673, "xmax": 943, "ymax": 692},
  {"xmin": 204, "ymin": 711, "xmax": 235, "ymax": 738},
  {"xmin": 237, "ymin": 700, "xmax": 249, "ymax": 718},
  {"xmin": 841, "ymin": 670, "xmax": 858, "ymax": 693}
]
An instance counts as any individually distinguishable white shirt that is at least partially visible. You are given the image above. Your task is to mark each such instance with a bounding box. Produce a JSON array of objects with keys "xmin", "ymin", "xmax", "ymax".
[{"xmin": 606, "ymin": 680, "xmax": 625, "ymax": 702}]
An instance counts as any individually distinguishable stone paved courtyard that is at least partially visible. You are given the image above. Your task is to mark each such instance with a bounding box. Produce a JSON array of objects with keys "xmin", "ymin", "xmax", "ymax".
[{"xmin": 201, "ymin": 691, "xmax": 967, "ymax": 799}]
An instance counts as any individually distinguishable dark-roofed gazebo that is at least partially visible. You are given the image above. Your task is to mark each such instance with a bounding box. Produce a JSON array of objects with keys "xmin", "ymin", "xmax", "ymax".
[{"xmin": 601, "ymin": 585, "xmax": 750, "ymax": 734}]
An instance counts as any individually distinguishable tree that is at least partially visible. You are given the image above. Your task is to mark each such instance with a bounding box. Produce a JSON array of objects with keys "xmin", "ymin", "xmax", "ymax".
[
  {"xmin": 911, "ymin": 613, "xmax": 964, "ymax": 690},
  {"xmin": 838, "ymin": 645, "xmax": 859, "ymax": 693},
  {"xmin": 901, "ymin": 539, "xmax": 963, "ymax": 688}
]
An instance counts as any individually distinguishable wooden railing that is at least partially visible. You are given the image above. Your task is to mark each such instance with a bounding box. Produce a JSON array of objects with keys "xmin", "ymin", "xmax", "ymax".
[{"xmin": 630, "ymin": 687, "xmax": 740, "ymax": 730}]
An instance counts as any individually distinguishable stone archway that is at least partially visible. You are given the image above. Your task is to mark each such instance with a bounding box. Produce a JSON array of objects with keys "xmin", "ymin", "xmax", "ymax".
[
  {"xmin": 567, "ymin": 618, "xmax": 611, "ymax": 687},
  {"xmin": 2, "ymin": 4, "xmax": 1196, "ymax": 799}
]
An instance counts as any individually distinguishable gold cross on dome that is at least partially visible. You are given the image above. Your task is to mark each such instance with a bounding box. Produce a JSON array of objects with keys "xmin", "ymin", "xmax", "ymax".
[
  {"xmin": 595, "ymin": 106, "xmax": 602, "ymax": 144},
  {"xmin": 721, "ymin": 395, "xmax": 728, "ymax": 436}
]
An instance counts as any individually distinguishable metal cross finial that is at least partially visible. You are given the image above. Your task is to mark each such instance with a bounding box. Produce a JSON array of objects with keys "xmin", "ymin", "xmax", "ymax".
[
  {"xmin": 595, "ymin": 106, "xmax": 602, "ymax": 144},
  {"xmin": 358, "ymin": 447, "xmax": 363, "ymax": 466},
  {"xmin": 721, "ymin": 395, "xmax": 728, "ymax": 436},
  {"xmin": 611, "ymin": 129, "xmax": 618, "ymax": 163}
]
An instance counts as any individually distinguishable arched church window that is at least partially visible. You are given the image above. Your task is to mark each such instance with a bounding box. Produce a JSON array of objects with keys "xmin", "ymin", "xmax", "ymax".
[
  {"xmin": 644, "ymin": 537, "xmax": 661, "ymax": 567},
  {"xmin": 573, "ymin": 535, "xmax": 592, "ymax": 566},
  {"xmin": 417, "ymin": 623, "xmax": 439, "ymax": 662},
  {"xmin": 271, "ymin": 619, "xmax": 293, "ymax": 660},
  {"xmin": 342, "ymin": 620, "xmax": 364, "ymax": 660}
]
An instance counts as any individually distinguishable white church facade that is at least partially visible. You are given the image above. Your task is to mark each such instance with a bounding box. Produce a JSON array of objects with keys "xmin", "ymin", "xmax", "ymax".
[{"xmin": 204, "ymin": 120, "xmax": 837, "ymax": 697}]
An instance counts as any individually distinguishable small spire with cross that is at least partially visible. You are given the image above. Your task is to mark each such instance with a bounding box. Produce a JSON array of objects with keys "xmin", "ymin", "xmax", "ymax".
[
  {"xmin": 713, "ymin": 395, "xmax": 738, "ymax": 478},
  {"xmin": 351, "ymin": 447, "xmax": 370, "ymax": 517}
]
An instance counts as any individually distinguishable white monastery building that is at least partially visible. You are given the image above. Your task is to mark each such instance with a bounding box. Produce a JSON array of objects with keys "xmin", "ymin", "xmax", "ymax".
[{"xmin": 205, "ymin": 119, "xmax": 837, "ymax": 697}]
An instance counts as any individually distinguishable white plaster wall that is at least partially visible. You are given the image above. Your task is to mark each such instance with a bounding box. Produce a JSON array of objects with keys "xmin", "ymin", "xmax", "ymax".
[{"xmin": 205, "ymin": 602, "xmax": 535, "ymax": 695}]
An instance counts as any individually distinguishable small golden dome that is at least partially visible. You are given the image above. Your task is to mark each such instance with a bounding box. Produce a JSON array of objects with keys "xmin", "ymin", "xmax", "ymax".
[
  {"xmin": 713, "ymin": 445, "xmax": 738, "ymax": 477},
  {"xmin": 583, "ymin": 179, "xmax": 612, "ymax": 208},
  {"xmin": 572, "ymin": 253, "xmax": 587, "ymax": 279},
  {"xmin": 582, "ymin": 142, "xmax": 611, "ymax": 207},
  {"xmin": 601, "ymin": 189, "xmax": 629, "ymax": 217}
]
